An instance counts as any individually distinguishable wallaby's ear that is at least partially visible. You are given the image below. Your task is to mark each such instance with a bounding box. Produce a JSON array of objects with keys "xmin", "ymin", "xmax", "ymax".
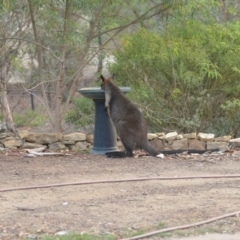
[
  {"xmin": 112, "ymin": 74, "xmax": 115, "ymax": 79},
  {"xmin": 100, "ymin": 75, "xmax": 105, "ymax": 82}
]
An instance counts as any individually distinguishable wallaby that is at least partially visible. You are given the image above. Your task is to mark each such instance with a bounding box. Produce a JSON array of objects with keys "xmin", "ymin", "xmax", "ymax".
[{"xmin": 100, "ymin": 75, "xmax": 219, "ymax": 158}]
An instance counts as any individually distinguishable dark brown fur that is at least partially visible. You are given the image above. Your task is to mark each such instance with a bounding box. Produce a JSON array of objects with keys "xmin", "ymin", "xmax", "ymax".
[{"xmin": 100, "ymin": 75, "xmax": 219, "ymax": 158}]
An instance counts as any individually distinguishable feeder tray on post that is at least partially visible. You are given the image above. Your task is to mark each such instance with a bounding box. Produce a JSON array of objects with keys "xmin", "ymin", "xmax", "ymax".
[{"xmin": 78, "ymin": 87, "xmax": 130, "ymax": 154}]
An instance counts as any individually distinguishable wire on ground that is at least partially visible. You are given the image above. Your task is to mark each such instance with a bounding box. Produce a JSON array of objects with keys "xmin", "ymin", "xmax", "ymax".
[
  {"xmin": 120, "ymin": 210, "xmax": 240, "ymax": 240},
  {"xmin": 1, "ymin": 174, "xmax": 240, "ymax": 192}
]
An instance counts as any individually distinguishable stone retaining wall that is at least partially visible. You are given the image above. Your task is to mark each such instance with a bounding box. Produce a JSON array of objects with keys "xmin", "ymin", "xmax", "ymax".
[{"xmin": 0, "ymin": 130, "xmax": 240, "ymax": 152}]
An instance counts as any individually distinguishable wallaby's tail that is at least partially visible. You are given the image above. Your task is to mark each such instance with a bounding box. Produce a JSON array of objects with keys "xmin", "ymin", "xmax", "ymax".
[
  {"xmin": 143, "ymin": 142, "xmax": 160, "ymax": 156},
  {"xmin": 143, "ymin": 142, "xmax": 220, "ymax": 156},
  {"xmin": 160, "ymin": 148, "xmax": 220, "ymax": 154}
]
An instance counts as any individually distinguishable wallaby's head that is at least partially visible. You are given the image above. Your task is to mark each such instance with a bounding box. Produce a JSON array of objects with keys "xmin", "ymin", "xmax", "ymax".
[{"xmin": 100, "ymin": 75, "xmax": 114, "ymax": 90}]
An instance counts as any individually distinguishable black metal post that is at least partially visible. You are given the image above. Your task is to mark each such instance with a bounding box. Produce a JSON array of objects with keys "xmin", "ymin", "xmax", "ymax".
[{"xmin": 30, "ymin": 92, "xmax": 34, "ymax": 111}]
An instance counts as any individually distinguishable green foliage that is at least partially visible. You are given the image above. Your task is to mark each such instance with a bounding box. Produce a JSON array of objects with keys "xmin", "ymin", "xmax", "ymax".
[
  {"xmin": 220, "ymin": 99, "xmax": 240, "ymax": 136},
  {"xmin": 65, "ymin": 97, "xmax": 94, "ymax": 129},
  {"xmin": 40, "ymin": 232, "xmax": 116, "ymax": 240},
  {"xmin": 2, "ymin": 0, "xmax": 240, "ymax": 133},
  {"xmin": 110, "ymin": 20, "xmax": 240, "ymax": 135},
  {"xmin": 13, "ymin": 110, "xmax": 46, "ymax": 127}
]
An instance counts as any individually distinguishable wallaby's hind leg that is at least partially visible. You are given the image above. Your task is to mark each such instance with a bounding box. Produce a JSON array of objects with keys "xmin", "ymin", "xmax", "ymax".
[
  {"xmin": 105, "ymin": 151, "xmax": 126, "ymax": 158},
  {"xmin": 105, "ymin": 140, "xmax": 133, "ymax": 158},
  {"xmin": 121, "ymin": 140, "xmax": 134, "ymax": 157}
]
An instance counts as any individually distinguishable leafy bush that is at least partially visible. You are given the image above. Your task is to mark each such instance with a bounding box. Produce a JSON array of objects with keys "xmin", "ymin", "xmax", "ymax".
[
  {"xmin": 110, "ymin": 20, "xmax": 240, "ymax": 136},
  {"xmin": 65, "ymin": 96, "xmax": 94, "ymax": 129},
  {"xmin": 14, "ymin": 110, "xmax": 46, "ymax": 127}
]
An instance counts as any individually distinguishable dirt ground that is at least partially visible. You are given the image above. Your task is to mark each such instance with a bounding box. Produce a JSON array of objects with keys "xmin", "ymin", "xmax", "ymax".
[{"xmin": 1, "ymin": 150, "xmax": 240, "ymax": 240}]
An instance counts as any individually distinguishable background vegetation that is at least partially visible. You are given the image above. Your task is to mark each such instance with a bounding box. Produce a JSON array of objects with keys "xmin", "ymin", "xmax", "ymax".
[
  {"xmin": 109, "ymin": 1, "xmax": 240, "ymax": 136},
  {"xmin": 1, "ymin": 0, "xmax": 240, "ymax": 136},
  {"xmin": 65, "ymin": 97, "xmax": 94, "ymax": 129},
  {"xmin": 110, "ymin": 20, "xmax": 240, "ymax": 135}
]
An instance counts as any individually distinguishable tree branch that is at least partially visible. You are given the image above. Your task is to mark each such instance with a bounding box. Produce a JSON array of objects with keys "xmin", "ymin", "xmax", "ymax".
[
  {"xmin": 0, "ymin": 37, "xmax": 62, "ymax": 62},
  {"xmin": 54, "ymin": 0, "xmax": 72, "ymax": 133},
  {"xmin": 91, "ymin": 2, "xmax": 171, "ymax": 39}
]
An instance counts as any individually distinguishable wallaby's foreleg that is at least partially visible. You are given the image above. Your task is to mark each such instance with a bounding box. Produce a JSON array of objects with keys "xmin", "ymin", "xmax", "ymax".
[
  {"xmin": 104, "ymin": 91, "xmax": 111, "ymax": 118},
  {"xmin": 104, "ymin": 106, "xmax": 110, "ymax": 118}
]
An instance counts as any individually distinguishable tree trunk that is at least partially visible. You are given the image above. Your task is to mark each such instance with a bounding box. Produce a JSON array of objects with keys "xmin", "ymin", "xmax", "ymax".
[
  {"xmin": 219, "ymin": 0, "xmax": 229, "ymax": 22},
  {"xmin": 97, "ymin": 26, "xmax": 104, "ymax": 74},
  {"xmin": 27, "ymin": 0, "xmax": 53, "ymax": 126},
  {"xmin": 0, "ymin": 59, "xmax": 19, "ymax": 136},
  {"xmin": 54, "ymin": 0, "xmax": 71, "ymax": 133}
]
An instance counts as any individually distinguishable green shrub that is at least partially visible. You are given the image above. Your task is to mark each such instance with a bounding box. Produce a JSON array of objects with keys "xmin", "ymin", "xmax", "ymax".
[
  {"xmin": 110, "ymin": 20, "xmax": 240, "ymax": 136},
  {"xmin": 14, "ymin": 110, "xmax": 46, "ymax": 127},
  {"xmin": 40, "ymin": 232, "xmax": 116, "ymax": 240},
  {"xmin": 65, "ymin": 96, "xmax": 94, "ymax": 128}
]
